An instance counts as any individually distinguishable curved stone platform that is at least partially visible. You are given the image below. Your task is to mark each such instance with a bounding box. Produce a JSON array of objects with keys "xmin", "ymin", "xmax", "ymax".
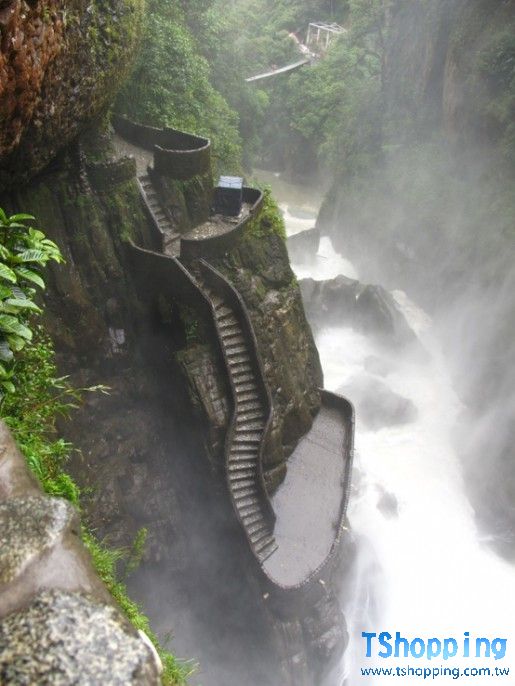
[
  {"xmin": 264, "ymin": 393, "xmax": 350, "ymax": 587},
  {"xmin": 113, "ymin": 115, "xmax": 211, "ymax": 180}
]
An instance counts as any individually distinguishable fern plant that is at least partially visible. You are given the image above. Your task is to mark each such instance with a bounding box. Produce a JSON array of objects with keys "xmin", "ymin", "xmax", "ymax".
[{"xmin": 0, "ymin": 208, "xmax": 63, "ymax": 398}]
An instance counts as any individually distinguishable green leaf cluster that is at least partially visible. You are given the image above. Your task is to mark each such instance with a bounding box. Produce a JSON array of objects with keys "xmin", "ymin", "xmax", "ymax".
[
  {"xmin": 0, "ymin": 209, "xmax": 63, "ymax": 398},
  {"xmin": 116, "ymin": 0, "xmax": 242, "ymax": 173}
]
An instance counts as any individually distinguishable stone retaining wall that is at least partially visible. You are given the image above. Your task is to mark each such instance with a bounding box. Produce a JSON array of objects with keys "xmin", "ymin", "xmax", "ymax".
[
  {"xmin": 181, "ymin": 188, "xmax": 264, "ymax": 260},
  {"xmin": 113, "ymin": 115, "xmax": 211, "ymax": 181}
]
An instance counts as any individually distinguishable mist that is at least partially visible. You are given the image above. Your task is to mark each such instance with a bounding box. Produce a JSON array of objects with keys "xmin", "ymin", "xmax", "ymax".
[{"xmin": 318, "ymin": 140, "xmax": 515, "ymax": 560}]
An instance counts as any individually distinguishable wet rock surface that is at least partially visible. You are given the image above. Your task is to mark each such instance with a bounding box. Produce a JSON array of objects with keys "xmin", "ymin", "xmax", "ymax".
[
  {"xmin": 0, "ymin": 496, "xmax": 78, "ymax": 586},
  {"xmin": 0, "ymin": 590, "xmax": 159, "ymax": 685},
  {"xmin": 0, "ymin": 0, "xmax": 145, "ymax": 188},
  {"xmin": 286, "ymin": 227, "xmax": 320, "ymax": 263},
  {"xmin": 300, "ymin": 274, "xmax": 419, "ymax": 348},
  {"xmin": 0, "ymin": 420, "xmax": 160, "ymax": 684},
  {"xmin": 210, "ymin": 220, "xmax": 323, "ymax": 487}
]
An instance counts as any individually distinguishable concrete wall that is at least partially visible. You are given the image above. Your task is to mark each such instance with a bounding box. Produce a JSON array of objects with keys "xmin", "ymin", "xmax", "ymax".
[{"xmin": 113, "ymin": 115, "xmax": 211, "ymax": 181}]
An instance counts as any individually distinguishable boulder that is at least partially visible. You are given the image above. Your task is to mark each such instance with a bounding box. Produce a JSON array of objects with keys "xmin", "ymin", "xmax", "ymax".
[
  {"xmin": 0, "ymin": 420, "xmax": 161, "ymax": 683},
  {"xmin": 300, "ymin": 275, "xmax": 418, "ymax": 348},
  {"xmin": 0, "ymin": 589, "xmax": 160, "ymax": 685}
]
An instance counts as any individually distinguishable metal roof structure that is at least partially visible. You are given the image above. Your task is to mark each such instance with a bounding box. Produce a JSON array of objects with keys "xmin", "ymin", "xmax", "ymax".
[{"xmin": 307, "ymin": 21, "xmax": 346, "ymax": 34}]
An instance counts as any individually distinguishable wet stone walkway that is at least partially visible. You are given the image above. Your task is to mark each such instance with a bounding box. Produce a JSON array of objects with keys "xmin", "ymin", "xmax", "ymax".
[
  {"xmin": 183, "ymin": 204, "xmax": 252, "ymax": 242},
  {"xmin": 263, "ymin": 403, "xmax": 346, "ymax": 586},
  {"xmin": 112, "ymin": 134, "xmax": 153, "ymax": 175}
]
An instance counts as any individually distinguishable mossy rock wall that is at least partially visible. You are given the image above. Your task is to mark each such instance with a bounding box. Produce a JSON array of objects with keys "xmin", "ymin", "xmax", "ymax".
[
  {"xmin": 211, "ymin": 200, "xmax": 323, "ymax": 488},
  {"xmin": 0, "ymin": 0, "xmax": 145, "ymax": 189}
]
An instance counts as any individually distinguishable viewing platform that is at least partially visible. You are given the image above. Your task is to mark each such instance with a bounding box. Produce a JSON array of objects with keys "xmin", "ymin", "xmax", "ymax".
[
  {"xmin": 263, "ymin": 392, "xmax": 352, "ymax": 587},
  {"xmin": 114, "ymin": 115, "xmax": 354, "ymax": 598}
]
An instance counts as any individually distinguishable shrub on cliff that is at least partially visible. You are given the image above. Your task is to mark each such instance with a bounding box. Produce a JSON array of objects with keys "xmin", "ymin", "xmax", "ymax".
[
  {"xmin": 0, "ymin": 209, "xmax": 63, "ymax": 398},
  {"xmin": 116, "ymin": 0, "xmax": 242, "ymax": 173}
]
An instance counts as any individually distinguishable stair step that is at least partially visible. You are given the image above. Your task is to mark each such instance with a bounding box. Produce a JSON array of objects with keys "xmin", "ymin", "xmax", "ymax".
[
  {"xmin": 237, "ymin": 400, "xmax": 263, "ymax": 412},
  {"xmin": 228, "ymin": 461, "xmax": 257, "ymax": 471},
  {"xmin": 232, "ymin": 486, "xmax": 257, "ymax": 499},
  {"xmin": 242, "ymin": 512, "xmax": 265, "ymax": 528},
  {"xmin": 230, "ymin": 363, "xmax": 253, "ymax": 374},
  {"xmin": 234, "ymin": 427, "xmax": 261, "ymax": 438},
  {"xmin": 225, "ymin": 346, "xmax": 248, "ymax": 359},
  {"xmin": 222, "ymin": 333, "xmax": 245, "ymax": 343},
  {"xmin": 234, "ymin": 381, "xmax": 259, "ymax": 394},
  {"xmin": 228, "ymin": 451, "xmax": 258, "ymax": 461},
  {"xmin": 257, "ymin": 539, "xmax": 278, "ymax": 562},
  {"xmin": 216, "ymin": 306, "xmax": 233, "ymax": 318},
  {"xmin": 239, "ymin": 504, "xmax": 262, "ymax": 518},
  {"xmin": 235, "ymin": 421, "xmax": 264, "ymax": 434},
  {"xmin": 228, "ymin": 473, "xmax": 254, "ymax": 485},
  {"xmin": 227, "ymin": 356, "xmax": 251, "ymax": 368},
  {"xmin": 237, "ymin": 416, "xmax": 265, "ymax": 428},
  {"xmin": 247, "ymin": 520, "xmax": 268, "ymax": 536},
  {"xmin": 226, "ymin": 347, "xmax": 249, "ymax": 358},
  {"xmin": 237, "ymin": 406, "xmax": 266, "ymax": 426},
  {"xmin": 233, "ymin": 440, "xmax": 261, "ymax": 449},
  {"xmin": 228, "ymin": 442, "xmax": 258, "ymax": 453},
  {"xmin": 231, "ymin": 373, "xmax": 255, "ymax": 385},
  {"xmin": 251, "ymin": 529, "xmax": 272, "ymax": 547},
  {"xmin": 234, "ymin": 496, "xmax": 259, "ymax": 509},
  {"xmin": 235, "ymin": 390, "xmax": 260, "ymax": 403},
  {"xmin": 254, "ymin": 534, "xmax": 275, "ymax": 553},
  {"xmin": 219, "ymin": 323, "xmax": 241, "ymax": 334},
  {"xmin": 220, "ymin": 332, "xmax": 243, "ymax": 344}
]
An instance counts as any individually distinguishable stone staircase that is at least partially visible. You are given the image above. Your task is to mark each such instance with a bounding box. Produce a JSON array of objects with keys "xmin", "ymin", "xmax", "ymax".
[
  {"xmin": 202, "ymin": 283, "xmax": 278, "ymax": 563},
  {"xmin": 138, "ymin": 174, "xmax": 181, "ymax": 257}
]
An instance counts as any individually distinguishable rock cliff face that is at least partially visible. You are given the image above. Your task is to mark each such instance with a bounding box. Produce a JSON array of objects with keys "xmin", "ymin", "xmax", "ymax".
[
  {"xmin": 0, "ymin": 421, "xmax": 162, "ymax": 685},
  {"xmin": 383, "ymin": 0, "xmax": 515, "ymax": 149},
  {"xmin": 209, "ymin": 210, "xmax": 323, "ymax": 488},
  {"xmin": 0, "ymin": 2, "xmax": 342, "ymax": 678},
  {"xmin": 0, "ymin": 0, "xmax": 145, "ymax": 189},
  {"xmin": 319, "ymin": 0, "xmax": 515, "ymax": 556},
  {"xmin": 0, "ymin": 124, "xmax": 330, "ymax": 684}
]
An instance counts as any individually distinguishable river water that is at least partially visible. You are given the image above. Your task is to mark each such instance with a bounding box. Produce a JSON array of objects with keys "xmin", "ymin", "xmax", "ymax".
[{"xmin": 254, "ymin": 170, "xmax": 515, "ymax": 686}]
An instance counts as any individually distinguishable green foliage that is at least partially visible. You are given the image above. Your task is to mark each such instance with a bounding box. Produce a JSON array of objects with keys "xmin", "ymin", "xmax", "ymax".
[
  {"xmin": 201, "ymin": 0, "xmax": 382, "ymax": 176},
  {"xmin": 245, "ymin": 187, "xmax": 286, "ymax": 241},
  {"xmin": 0, "ymin": 209, "xmax": 63, "ymax": 398},
  {"xmin": 1, "ymin": 329, "xmax": 108, "ymax": 503},
  {"xmin": 116, "ymin": 0, "xmax": 242, "ymax": 173}
]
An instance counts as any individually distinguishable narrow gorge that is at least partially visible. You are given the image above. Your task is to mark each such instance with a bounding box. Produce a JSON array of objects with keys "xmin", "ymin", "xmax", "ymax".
[{"xmin": 0, "ymin": 1, "xmax": 514, "ymax": 685}]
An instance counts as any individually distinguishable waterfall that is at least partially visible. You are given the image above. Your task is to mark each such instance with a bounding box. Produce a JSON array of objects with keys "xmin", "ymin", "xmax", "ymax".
[{"xmin": 259, "ymin": 170, "xmax": 515, "ymax": 686}]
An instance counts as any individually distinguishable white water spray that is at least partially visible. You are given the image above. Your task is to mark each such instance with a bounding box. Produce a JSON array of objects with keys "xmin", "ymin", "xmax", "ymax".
[{"xmin": 265, "ymin": 172, "xmax": 515, "ymax": 686}]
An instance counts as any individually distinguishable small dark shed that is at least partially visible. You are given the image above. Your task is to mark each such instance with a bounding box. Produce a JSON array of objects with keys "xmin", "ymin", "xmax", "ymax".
[{"xmin": 214, "ymin": 176, "xmax": 243, "ymax": 216}]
